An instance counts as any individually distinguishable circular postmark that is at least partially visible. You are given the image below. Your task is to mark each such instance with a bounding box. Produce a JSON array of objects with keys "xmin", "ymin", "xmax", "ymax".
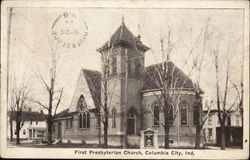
[{"xmin": 51, "ymin": 12, "xmax": 88, "ymax": 49}]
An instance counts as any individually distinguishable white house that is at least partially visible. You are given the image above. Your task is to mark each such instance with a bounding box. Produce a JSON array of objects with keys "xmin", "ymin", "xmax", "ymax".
[
  {"xmin": 203, "ymin": 102, "xmax": 242, "ymax": 145},
  {"xmin": 8, "ymin": 110, "xmax": 47, "ymax": 141}
]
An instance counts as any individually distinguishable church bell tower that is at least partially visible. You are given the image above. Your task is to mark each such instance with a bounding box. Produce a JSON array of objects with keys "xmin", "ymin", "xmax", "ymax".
[{"xmin": 97, "ymin": 16, "xmax": 149, "ymax": 146}]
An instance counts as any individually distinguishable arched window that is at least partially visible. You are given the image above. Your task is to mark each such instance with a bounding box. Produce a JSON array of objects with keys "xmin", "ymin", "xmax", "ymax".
[
  {"xmin": 112, "ymin": 108, "xmax": 116, "ymax": 128},
  {"xmin": 193, "ymin": 105, "xmax": 198, "ymax": 125},
  {"xmin": 77, "ymin": 95, "xmax": 87, "ymax": 111},
  {"xmin": 127, "ymin": 110, "xmax": 136, "ymax": 135},
  {"xmin": 180, "ymin": 103, "xmax": 188, "ymax": 126},
  {"xmin": 79, "ymin": 112, "xmax": 90, "ymax": 129},
  {"xmin": 153, "ymin": 103, "xmax": 160, "ymax": 126}
]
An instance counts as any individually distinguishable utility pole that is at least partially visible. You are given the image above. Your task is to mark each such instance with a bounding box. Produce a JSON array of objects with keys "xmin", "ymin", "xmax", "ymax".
[
  {"xmin": 123, "ymin": 49, "xmax": 128, "ymax": 148},
  {"xmin": 7, "ymin": 7, "xmax": 13, "ymax": 141}
]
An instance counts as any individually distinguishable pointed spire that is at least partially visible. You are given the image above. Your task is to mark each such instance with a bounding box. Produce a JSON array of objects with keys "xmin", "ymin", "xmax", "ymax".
[{"xmin": 122, "ymin": 15, "xmax": 125, "ymax": 25}]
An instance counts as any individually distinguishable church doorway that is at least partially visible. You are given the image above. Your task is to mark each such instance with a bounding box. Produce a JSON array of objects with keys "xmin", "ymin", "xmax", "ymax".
[{"xmin": 127, "ymin": 111, "xmax": 136, "ymax": 135}]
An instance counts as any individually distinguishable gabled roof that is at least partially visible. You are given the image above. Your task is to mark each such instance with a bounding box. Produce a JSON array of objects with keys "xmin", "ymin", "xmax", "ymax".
[
  {"xmin": 142, "ymin": 61, "xmax": 196, "ymax": 91},
  {"xmin": 55, "ymin": 69, "xmax": 101, "ymax": 119},
  {"xmin": 97, "ymin": 18, "xmax": 149, "ymax": 53},
  {"xmin": 9, "ymin": 111, "xmax": 47, "ymax": 121},
  {"xmin": 54, "ymin": 109, "xmax": 74, "ymax": 119},
  {"xmin": 82, "ymin": 69, "xmax": 101, "ymax": 109}
]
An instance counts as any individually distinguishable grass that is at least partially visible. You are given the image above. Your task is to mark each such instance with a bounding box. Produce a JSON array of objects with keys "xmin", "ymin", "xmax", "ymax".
[{"xmin": 8, "ymin": 141, "xmax": 123, "ymax": 148}]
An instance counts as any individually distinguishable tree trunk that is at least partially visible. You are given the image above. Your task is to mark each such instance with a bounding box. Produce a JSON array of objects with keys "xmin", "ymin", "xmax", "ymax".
[
  {"xmin": 104, "ymin": 114, "xmax": 108, "ymax": 148},
  {"xmin": 164, "ymin": 122, "xmax": 170, "ymax": 149},
  {"xmin": 195, "ymin": 125, "xmax": 202, "ymax": 149},
  {"xmin": 103, "ymin": 77, "xmax": 108, "ymax": 148},
  {"xmin": 10, "ymin": 119, "xmax": 13, "ymax": 141},
  {"xmin": 98, "ymin": 115, "xmax": 101, "ymax": 145},
  {"xmin": 47, "ymin": 114, "xmax": 53, "ymax": 145},
  {"xmin": 47, "ymin": 91, "xmax": 53, "ymax": 145},
  {"xmin": 164, "ymin": 97, "xmax": 170, "ymax": 149},
  {"xmin": 16, "ymin": 122, "xmax": 20, "ymax": 144},
  {"xmin": 220, "ymin": 124, "xmax": 226, "ymax": 150},
  {"xmin": 195, "ymin": 94, "xmax": 202, "ymax": 149}
]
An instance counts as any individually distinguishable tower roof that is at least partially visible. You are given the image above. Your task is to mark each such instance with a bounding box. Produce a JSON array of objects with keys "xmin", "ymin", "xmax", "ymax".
[{"xmin": 97, "ymin": 17, "xmax": 150, "ymax": 53}]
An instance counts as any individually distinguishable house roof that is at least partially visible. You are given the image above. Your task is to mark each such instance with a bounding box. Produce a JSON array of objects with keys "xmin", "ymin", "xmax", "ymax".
[
  {"xmin": 82, "ymin": 69, "xmax": 101, "ymax": 109},
  {"xmin": 97, "ymin": 18, "xmax": 149, "ymax": 53},
  {"xmin": 9, "ymin": 111, "xmax": 47, "ymax": 121},
  {"xmin": 203, "ymin": 104, "xmax": 240, "ymax": 113},
  {"xmin": 142, "ymin": 61, "xmax": 196, "ymax": 91}
]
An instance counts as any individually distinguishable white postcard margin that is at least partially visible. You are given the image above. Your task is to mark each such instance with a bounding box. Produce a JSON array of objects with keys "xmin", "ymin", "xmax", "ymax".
[{"xmin": 0, "ymin": 0, "xmax": 249, "ymax": 159}]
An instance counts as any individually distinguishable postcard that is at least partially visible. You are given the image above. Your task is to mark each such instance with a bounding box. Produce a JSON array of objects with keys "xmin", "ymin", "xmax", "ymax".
[{"xmin": 1, "ymin": 0, "xmax": 249, "ymax": 159}]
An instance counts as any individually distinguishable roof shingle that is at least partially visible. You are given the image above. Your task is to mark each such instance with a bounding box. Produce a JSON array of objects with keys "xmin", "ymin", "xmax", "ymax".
[
  {"xmin": 82, "ymin": 69, "xmax": 101, "ymax": 109},
  {"xmin": 142, "ymin": 61, "xmax": 195, "ymax": 91},
  {"xmin": 97, "ymin": 21, "xmax": 149, "ymax": 52}
]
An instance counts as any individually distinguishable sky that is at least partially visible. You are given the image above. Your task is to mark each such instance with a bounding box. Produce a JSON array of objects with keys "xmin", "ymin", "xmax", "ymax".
[{"xmin": 8, "ymin": 8, "xmax": 244, "ymax": 112}]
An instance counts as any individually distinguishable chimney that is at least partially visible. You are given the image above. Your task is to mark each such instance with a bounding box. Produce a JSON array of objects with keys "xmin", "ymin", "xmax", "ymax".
[
  {"xmin": 40, "ymin": 110, "xmax": 44, "ymax": 114},
  {"xmin": 28, "ymin": 107, "xmax": 32, "ymax": 112}
]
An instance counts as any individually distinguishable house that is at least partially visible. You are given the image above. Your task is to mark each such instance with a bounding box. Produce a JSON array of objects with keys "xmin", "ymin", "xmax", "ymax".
[
  {"xmin": 53, "ymin": 18, "xmax": 203, "ymax": 148},
  {"xmin": 8, "ymin": 109, "xmax": 47, "ymax": 141},
  {"xmin": 203, "ymin": 101, "xmax": 242, "ymax": 146}
]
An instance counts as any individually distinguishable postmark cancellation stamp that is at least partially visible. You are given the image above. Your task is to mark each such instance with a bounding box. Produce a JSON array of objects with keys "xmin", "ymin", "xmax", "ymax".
[{"xmin": 51, "ymin": 12, "xmax": 88, "ymax": 49}]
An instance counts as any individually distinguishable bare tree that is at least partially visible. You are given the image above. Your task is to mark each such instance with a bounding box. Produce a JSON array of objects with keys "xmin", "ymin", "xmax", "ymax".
[
  {"xmin": 190, "ymin": 17, "xmax": 212, "ymax": 149},
  {"xmin": 210, "ymin": 31, "xmax": 242, "ymax": 150},
  {"xmin": 85, "ymin": 44, "xmax": 121, "ymax": 148},
  {"xmin": 142, "ymin": 16, "xmax": 214, "ymax": 148},
  {"xmin": 143, "ymin": 38, "xmax": 198, "ymax": 148},
  {"xmin": 212, "ymin": 49, "xmax": 228, "ymax": 150},
  {"xmin": 9, "ymin": 79, "xmax": 31, "ymax": 144},
  {"xmin": 32, "ymin": 38, "xmax": 63, "ymax": 145},
  {"xmin": 229, "ymin": 60, "xmax": 243, "ymax": 148}
]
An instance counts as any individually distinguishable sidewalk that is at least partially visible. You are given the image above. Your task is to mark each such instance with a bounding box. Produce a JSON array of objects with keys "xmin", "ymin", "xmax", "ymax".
[{"xmin": 206, "ymin": 145, "xmax": 242, "ymax": 150}]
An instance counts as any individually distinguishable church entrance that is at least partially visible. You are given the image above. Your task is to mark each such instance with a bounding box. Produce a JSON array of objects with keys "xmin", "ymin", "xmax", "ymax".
[{"xmin": 127, "ymin": 111, "xmax": 136, "ymax": 135}]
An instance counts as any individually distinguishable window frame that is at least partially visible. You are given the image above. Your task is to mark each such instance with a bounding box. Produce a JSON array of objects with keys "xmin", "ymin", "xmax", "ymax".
[
  {"xmin": 112, "ymin": 56, "xmax": 117, "ymax": 75},
  {"xmin": 208, "ymin": 114, "xmax": 212, "ymax": 125},
  {"xmin": 208, "ymin": 128, "xmax": 213, "ymax": 142},
  {"xmin": 236, "ymin": 115, "xmax": 240, "ymax": 126},
  {"xmin": 152, "ymin": 103, "xmax": 160, "ymax": 126},
  {"xmin": 112, "ymin": 109, "xmax": 116, "ymax": 128},
  {"xmin": 180, "ymin": 103, "xmax": 188, "ymax": 126},
  {"xmin": 79, "ymin": 112, "xmax": 90, "ymax": 129}
]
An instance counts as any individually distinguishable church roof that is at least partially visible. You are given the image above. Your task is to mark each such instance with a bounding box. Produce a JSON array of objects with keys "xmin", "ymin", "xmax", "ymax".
[
  {"xmin": 142, "ymin": 61, "xmax": 196, "ymax": 91},
  {"xmin": 82, "ymin": 69, "xmax": 102, "ymax": 109},
  {"xmin": 97, "ymin": 18, "xmax": 150, "ymax": 53},
  {"xmin": 55, "ymin": 69, "xmax": 101, "ymax": 119},
  {"xmin": 54, "ymin": 108, "xmax": 74, "ymax": 119}
]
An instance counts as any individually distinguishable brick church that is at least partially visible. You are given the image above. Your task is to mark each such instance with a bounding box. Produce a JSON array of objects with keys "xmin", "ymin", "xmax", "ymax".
[{"xmin": 52, "ymin": 18, "xmax": 202, "ymax": 147}]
